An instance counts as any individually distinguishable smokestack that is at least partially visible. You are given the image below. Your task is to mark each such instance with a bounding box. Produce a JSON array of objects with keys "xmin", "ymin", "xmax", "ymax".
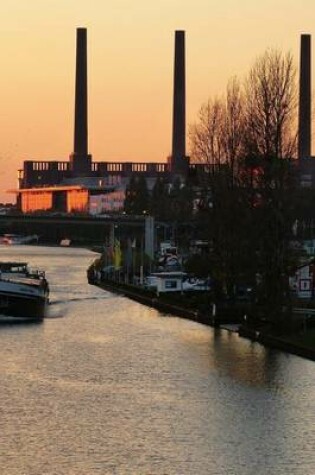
[
  {"xmin": 70, "ymin": 27, "xmax": 91, "ymax": 174},
  {"xmin": 298, "ymin": 34, "xmax": 312, "ymax": 159},
  {"xmin": 171, "ymin": 30, "xmax": 188, "ymax": 175}
]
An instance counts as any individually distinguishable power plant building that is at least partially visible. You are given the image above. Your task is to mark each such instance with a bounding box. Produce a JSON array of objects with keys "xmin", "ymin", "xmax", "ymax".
[{"xmin": 15, "ymin": 28, "xmax": 193, "ymax": 214}]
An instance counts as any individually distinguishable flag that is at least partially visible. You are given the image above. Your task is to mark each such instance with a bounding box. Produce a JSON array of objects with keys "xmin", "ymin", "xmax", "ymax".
[
  {"xmin": 125, "ymin": 238, "xmax": 132, "ymax": 268},
  {"xmin": 113, "ymin": 239, "xmax": 122, "ymax": 269}
]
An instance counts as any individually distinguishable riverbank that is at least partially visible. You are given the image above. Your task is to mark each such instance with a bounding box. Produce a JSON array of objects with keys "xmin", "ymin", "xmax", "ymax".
[
  {"xmin": 91, "ymin": 278, "xmax": 315, "ymax": 362},
  {"xmin": 239, "ymin": 325, "xmax": 315, "ymax": 361},
  {"xmin": 94, "ymin": 279, "xmax": 215, "ymax": 325}
]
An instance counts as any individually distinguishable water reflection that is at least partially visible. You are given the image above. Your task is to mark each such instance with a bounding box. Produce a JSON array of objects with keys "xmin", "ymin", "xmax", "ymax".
[
  {"xmin": 0, "ymin": 246, "xmax": 313, "ymax": 474},
  {"xmin": 0, "ymin": 318, "xmax": 43, "ymax": 327},
  {"xmin": 210, "ymin": 328, "xmax": 283, "ymax": 387}
]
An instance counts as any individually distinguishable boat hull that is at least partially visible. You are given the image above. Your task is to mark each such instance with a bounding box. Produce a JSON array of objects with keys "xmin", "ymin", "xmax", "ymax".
[
  {"xmin": 0, "ymin": 291, "xmax": 48, "ymax": 320},
  {"xmin": 0, "ymin": 261, "xmax": 49, "ymax": 321}
]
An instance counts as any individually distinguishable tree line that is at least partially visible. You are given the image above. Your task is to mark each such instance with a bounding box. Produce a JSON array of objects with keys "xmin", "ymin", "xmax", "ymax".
[
  {"xmin": 123, "ymin": 175, "xmax": 194, "ymax": 222},
  {"xmin": 123, "ymin": 47, "xmax": 313, "ymax": 328},
  {"xmin": 189, "ymin": 48, "xmax": 300, "ymax": 326}
]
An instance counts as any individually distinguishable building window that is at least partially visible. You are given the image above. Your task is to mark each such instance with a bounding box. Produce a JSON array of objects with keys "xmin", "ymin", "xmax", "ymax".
[{"xmin": 165, "ymin": 280, "xmax": 178, "ymax": 289}]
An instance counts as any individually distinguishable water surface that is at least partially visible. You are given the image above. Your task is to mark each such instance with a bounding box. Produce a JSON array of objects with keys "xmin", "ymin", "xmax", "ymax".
[{"xmin": 0, "ymin": 246, "xmax": 314, "ymax": 474}]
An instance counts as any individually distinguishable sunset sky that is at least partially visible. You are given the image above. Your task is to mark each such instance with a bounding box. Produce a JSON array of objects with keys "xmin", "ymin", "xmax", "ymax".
[{"xmin": 0, "ymin": 0, "xmax": 314, "ymax": 202}]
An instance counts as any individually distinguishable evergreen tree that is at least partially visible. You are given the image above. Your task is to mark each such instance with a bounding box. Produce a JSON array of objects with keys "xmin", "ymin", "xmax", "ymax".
[
  {"xmin": 150, "ymin": 176, "xmax": 168, "ymax": 219},
  {"xmin": 167, "ymin": 178, "xmax": 194, "ymax": 222},
  {"xmin": 134, "ymin": 176, "xmax": 150, "ymax": 214},
  {"xmin": 123, "ymin": 175, "xmax": 150, "ymax": 215},
  {"xmin": 123, "ymin": 175, "xmax": 137, "ymax": 214}
]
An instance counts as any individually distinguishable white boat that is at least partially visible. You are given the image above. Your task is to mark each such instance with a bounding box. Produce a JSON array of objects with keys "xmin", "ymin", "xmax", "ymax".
[
  {"xmin": 0, "ymin": 262, "xmax": 49, "ymax": 320},
  {"xmin": 0, "ymin": 234, "xmax": 39, "ymax": 245},
  {"xmin": 60, "ymin": 238, "xmax": 71, "ymax": 247},
  {"xmin": 182, "ymin": 277, "xmax": 212, "ymax": 291},
  {"xmin": 144, "ymin": 273, "xmax": 211, "ymax": 292}
]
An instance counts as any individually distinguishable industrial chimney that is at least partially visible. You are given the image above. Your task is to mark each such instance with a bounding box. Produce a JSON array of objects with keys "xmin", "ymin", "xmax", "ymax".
[
  {"xmin": 70, "ymin": 27, "xmax": 92, "ymax": 175},
  {"xmin": 298, "ymin": 34, "xmax": 312, "ymax": 159},
  {"xmin": 171, "ymin": 30, "xmax": 189, "ymax": 176}
]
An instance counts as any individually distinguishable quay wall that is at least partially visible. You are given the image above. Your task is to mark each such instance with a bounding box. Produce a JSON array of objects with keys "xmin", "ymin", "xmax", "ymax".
[
  {"xmin": 239, "ymin": 326, "xmax": 315, "ymax": 361},
  {"xmin": 91, "ymin": 278, "xmax": 315, "ymax": 362},
  {"xmin": 95, "ymin": 279, "xmax": 216, "ymax": 326}
]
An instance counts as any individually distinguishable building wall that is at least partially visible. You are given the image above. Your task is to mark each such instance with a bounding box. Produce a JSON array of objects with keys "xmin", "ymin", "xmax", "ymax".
[
  {"xmin": 19, "ymin": 188, "xmax": 89, "ymax": 214},
  {"xmin": 21, "ymin": 191, "xmax": 53, "ymax": 213},
  {"xmin": 67, "ymin": 189, "xmax": 89, "ymax": 213},
  {"xmin": 21, "ymin": 161, "xmax": 71, "ymax": 188},
  {"xmin": 89, "ymin": 190, "xmax": 125, "ymax": 214},
  {"xmin": 297, "ymin": 265, "xmax": 313, "ymax": 299},
  {"xmin": 20, "ymin": 160, "xmax": 173, "ymax": 189}
]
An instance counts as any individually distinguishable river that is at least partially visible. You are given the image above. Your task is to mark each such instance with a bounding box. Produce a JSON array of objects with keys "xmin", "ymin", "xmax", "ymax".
[{"xmin": 0, "ymin": 245, "xmax": 314, "ymax": 474}]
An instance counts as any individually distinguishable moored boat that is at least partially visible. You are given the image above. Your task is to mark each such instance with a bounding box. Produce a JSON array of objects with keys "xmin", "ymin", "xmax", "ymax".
[
  {"xmin": 60, "ymin": 238, "xmax": 71, "ymax": 247},
  {"xmin": 0, "ymin": 234, "xmax": 39, "ymax": 245}
]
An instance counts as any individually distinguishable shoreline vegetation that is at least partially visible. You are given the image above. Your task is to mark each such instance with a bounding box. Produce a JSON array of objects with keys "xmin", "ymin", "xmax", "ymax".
[{"xmin": 88, "ymin": 273, "xmax": 315, "ymax": 362}]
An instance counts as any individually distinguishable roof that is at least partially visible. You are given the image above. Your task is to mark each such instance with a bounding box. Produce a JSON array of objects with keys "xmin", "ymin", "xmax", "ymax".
[
  {"xmin": 154, "ymin": 272, "xmax": 187, "ymax": 279},
  {"xmin": 9, "ymin": 183, "xmax": 117, "ymax": 194},
  {"xmin": 0, "ymin": 262, "xmax": 28, "ymax": 270},
  {"xmin": 296, "ymin": 259, "xmax": 315, "ymax": 270},
  {"xmin": 8, "ymin": 185, "xmax": 84, "ymax": 194}
]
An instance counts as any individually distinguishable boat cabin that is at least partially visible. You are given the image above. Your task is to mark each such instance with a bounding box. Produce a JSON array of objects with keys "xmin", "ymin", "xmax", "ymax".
[
  {"xmin": 155, "ymin": 272, "xmax": 186, "ymax": 294},
  {"xmin": 0, "ymin": 262, "xmax": 29, "ymax": 275}
]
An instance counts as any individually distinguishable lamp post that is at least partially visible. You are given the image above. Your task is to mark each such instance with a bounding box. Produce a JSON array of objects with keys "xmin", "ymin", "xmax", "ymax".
[
  {"xmin": 140, "ymin": 235, "xmax": 144, "ymax": 285},
  {"xmin": 132, "ymin": 238, "xmax": 136, "ymax": 284}
]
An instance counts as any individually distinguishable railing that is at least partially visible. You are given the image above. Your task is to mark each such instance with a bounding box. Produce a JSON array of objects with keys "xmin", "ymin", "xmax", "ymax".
[{"xmin": 293, "ymin": 307, "xmax": 315, "ymax": 317}]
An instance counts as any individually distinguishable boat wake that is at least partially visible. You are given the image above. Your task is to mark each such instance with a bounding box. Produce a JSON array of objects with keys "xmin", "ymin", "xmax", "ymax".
[
  {"xmin": 45, "ymin": 294, "xmax": 116, "ymax": 319},
  {"xmin": 0, "ymin": 314, "xmax": 43, "ymax": 325},
  {"xmin": 49, "ymin": 295, "xmax": 114, "ymax": 305},
  {"xmin": 44, "ymin": 314, "xmax": 65, "ymax": 319}
]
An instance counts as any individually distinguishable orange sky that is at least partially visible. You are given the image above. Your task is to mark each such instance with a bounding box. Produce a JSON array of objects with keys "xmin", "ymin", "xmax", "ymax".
[{"xmin": 0, "ymin": 0, "xmax": 314, "ymax": 202}]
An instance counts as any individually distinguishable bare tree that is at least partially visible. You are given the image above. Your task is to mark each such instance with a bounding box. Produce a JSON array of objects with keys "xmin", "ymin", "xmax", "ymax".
[
  {"xmin": 244, "ymin": 49, "xmax": 297, "ymax": 160},
  {"xmin": 190, "ymin": 79, "xmax": 246, "ymax": 166},
  {"xmin": 189, "ymin": 80, "xmax": 249, "ymax": 295},
  {"xmin": 189, "ymin": 97, "xmax": 225, "ymax": 168},
  {"xmin": 189, "ymin": 48, "xmax": 299, "ymax": 325},
  {"xmin": 190, "ymin": 49, "xmax": 297, "ymax": 166},
  {"xmin": 222, "ymin": 77, "xmax": 246, "ymax": 180}
]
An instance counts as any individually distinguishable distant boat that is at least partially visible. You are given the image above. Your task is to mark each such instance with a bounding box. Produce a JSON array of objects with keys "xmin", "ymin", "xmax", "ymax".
[
  {"xmin": 60, "ymin": 238, "xmax": 71, "ymax": 247},
  {"xmin": 0, "ymin": 261, "xmax": 49, "ymax": 320},
  {"xmin": 0, "ymin": 234, "xmax": 39, "ymax": 245}
]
